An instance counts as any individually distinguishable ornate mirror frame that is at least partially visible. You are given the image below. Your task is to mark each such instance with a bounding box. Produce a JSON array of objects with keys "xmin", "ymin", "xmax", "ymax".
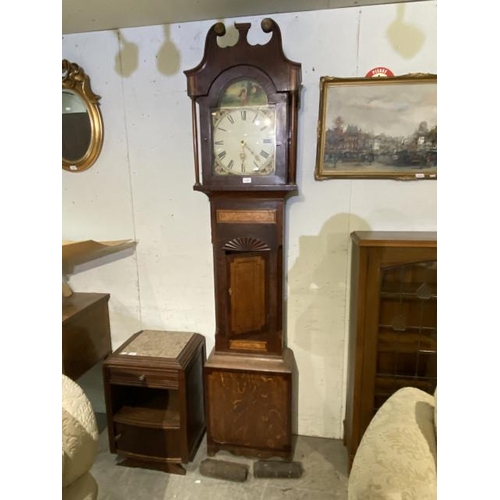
[{"xmin": 62, "ymin": 59, "xmax": 104, "ymax": 172}]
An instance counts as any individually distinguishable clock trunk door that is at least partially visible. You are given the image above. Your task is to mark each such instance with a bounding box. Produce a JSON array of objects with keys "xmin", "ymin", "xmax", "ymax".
[{"xmin": 227, "ymin": 252, "xmax": 269, "ymax": 339}]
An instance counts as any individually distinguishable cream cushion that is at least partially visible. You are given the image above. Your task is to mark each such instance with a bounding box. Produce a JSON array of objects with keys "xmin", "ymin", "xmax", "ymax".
[
  {"xmin": 62, "ymin": 472, "xmax": 98, "ymax": 500},
  {"xmin": 348, "ymin": 387, "xmax": 436, "ymax": 500},
  {"xmin": 62, "ymin": 374, "xmax": 99, "ymax": 497}
]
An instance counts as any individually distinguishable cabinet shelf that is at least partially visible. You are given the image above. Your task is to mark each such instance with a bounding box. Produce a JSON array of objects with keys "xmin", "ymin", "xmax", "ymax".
[
  {"xmin": 373, "ymin": 374, "xmax": 436, "ymax": 411},
  {"xmin": 113, "ymin": 406, "xmax": 181, "ymax": 430},
  {"xmin": 380, "ymin": 292, "xmax": 437, "ymax": 301},
  {"xmin": 377, "ymin": 329, "xmax": 436, "ymax": 353},
  {"xmin": 375, "ymin": 374, "xmax": 436, "ymax": 382},
  {"xmin": 380, "ymin": 283, "xmax": 437, "ymax": 300},
  {"xmin": 378, "ymin": 324, "xmax": 436, "ymax": 334},
  {"xmin": 377, "ymin": 347, "xmax": 437, "ymax": 355}
]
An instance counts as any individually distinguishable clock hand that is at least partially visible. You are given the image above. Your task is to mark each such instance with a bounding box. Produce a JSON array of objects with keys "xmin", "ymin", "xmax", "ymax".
[
  {"xmin": 244, "ymin": 143, "xmax": 262, "ymax": 164},
  {"xmin": 239, "ymin": 141, "xmax": 247, "ymax": 172}
]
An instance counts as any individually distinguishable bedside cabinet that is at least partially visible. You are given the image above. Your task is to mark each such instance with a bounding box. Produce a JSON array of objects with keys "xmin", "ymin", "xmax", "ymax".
[{"xmin": 103, "ymin": 330, "xmax": 206, "ymax": 475}]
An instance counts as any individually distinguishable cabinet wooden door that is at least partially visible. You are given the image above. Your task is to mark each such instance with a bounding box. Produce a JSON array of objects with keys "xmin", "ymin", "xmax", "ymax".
[
  {"xmin": 344, "ymin": 231, "xmax": 437, "ymax": 467},
  {"xmin": 227, "ymin": 252, "xmax": 268, "ymax": 336},
  {"xmin": 204, "ymin": 348, "xmax": 294, "ymax": 460}
]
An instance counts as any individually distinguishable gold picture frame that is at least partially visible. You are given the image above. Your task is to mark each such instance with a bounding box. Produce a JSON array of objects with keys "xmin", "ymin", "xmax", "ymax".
[
  {"xmin": 314, "ymin": 73, "xmax": 437, "ymax": 180},
  {"xmin": 62, "ymin": 59, "xmax": 104, "ymax": 172}
]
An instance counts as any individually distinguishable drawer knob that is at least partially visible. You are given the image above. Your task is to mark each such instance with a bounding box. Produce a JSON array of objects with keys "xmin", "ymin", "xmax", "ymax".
[
  {"xmin": 139, "ymin": 374, "xmax": 146, "ymax": 381},
  {"xmin": 115, "ymin": 433, "xmax": 122, "ymax": 442}
]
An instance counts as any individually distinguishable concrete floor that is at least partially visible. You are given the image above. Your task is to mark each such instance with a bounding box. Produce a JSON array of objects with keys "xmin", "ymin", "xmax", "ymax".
[
  {"xmin": 91, "ymin": 425, "xmax": 349, "ymax": 500},
  {"xmin": 80, "ymin": 363, "xmax": 349, "ymax": 499}
]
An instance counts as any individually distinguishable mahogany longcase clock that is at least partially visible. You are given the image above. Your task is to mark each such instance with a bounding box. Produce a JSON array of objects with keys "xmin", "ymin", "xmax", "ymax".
[{"xmin": 185, "ymin": 18, "xmax": 301, "ymax": 459}]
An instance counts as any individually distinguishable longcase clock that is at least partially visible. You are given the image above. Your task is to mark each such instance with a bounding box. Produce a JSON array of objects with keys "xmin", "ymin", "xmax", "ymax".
[{"xmin": 185, "ymin": 18, "xmax": 301, "ymax": 459}]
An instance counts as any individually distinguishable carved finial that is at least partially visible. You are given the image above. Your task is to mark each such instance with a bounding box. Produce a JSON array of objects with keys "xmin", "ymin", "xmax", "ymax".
[
  {"xmin": 214, "ymin": 22, "xmax": 226, "ymax": 37},
  {"xmin": 62, "ymin": 59, "xmax": 100, "ymax": 102},
  {"xmin": 261, "ymin": 18, "xmax": 274, "ymax": 33}
]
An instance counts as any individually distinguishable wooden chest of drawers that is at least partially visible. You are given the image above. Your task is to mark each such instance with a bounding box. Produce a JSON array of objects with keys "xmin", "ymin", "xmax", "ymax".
[{"xmin": 62, "ymin": 292, "xmax": 112, "ymax": 380}]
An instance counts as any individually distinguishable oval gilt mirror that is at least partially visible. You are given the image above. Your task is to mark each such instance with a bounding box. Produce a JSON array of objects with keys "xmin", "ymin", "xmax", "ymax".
[{"xmin": 62, "ymin": 59, "xmax": 103, "ymax": 172}]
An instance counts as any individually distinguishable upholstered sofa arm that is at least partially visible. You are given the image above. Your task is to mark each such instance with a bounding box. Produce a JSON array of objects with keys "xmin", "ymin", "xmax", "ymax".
[
  {"xmin": 62, "ymin": 374, "xmax": 99, "ymax": 489},
  {"xmin": 348, "ymin": 387, "xmax": 436, "ymax": 500}
]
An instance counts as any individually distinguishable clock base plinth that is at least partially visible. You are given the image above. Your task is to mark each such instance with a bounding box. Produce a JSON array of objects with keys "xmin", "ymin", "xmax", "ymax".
[{"xmin": 204, "ymin": 348, "xmax": 295, "ymax": 461}]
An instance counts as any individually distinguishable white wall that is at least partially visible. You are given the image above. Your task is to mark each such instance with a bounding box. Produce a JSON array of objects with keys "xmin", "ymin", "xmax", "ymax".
[{"xmin": 62, "ymin": 1, "xmax": 437, "ymax": 439}]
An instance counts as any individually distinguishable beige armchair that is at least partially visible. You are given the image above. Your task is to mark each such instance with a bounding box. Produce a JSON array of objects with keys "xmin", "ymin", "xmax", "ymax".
[
  {"xmin": 348, "ymin": 387, "xmax": 437, "ymax": 500},
  {"xmin": 62, "ymin": 374, "xmax": 99, "ymax": 500}
]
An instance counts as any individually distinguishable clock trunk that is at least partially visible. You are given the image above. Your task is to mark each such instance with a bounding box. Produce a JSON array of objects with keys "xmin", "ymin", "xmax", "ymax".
[{"xmin": 210, "ymin": 193, "xmax": 286, "ymax": 356}]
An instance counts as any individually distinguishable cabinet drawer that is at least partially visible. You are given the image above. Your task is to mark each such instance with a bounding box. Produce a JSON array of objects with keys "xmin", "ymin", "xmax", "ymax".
[{"xmin": 108, "ymin": 368, "xmax": 179, "ymax": 389}]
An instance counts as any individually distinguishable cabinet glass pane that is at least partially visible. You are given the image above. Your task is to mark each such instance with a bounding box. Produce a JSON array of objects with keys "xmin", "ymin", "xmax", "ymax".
[{"xmin": 374, "ymin": 260, "xmax": 437, "ymax": 410}]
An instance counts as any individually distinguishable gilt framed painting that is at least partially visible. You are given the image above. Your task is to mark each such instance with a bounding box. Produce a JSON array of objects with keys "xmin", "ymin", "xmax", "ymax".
[{"xmin": 315, "ymin": 73, "xmax": 437, "ymax": 180}]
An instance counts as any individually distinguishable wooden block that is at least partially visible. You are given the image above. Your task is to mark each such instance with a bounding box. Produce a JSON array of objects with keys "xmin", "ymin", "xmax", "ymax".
[
  {"xmin": 253, "ymin": 460, "xmax": 303, "ymax": 478},
  {"xmin": 199, "ymin": 458, "xmax": 249, "ymax": 482}
]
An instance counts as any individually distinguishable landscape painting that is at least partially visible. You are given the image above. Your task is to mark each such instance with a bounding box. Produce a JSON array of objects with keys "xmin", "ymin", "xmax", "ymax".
[{"xmin": 314, "ymin": 74, "xmax": 437, "ymax": 180}]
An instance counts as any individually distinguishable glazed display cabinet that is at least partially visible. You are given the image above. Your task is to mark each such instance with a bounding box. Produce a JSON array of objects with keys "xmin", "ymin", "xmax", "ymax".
[{"xmin": 344, "ymin": 231, "xmax": 437, "ymax": 467}]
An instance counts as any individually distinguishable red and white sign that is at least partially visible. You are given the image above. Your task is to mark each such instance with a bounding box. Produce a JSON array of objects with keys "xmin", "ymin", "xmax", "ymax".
[{"xmin": 365, "ymin": 67, "xmax": 395, "ymax": 78}]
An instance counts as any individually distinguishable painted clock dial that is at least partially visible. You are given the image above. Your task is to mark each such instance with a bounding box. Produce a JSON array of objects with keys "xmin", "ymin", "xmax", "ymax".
[
  {"xmin": 212, "ymin": 79, "xmax": 276, "ymax": 177},
  {"xmin": 212, "ymin": 105, "xmax": 276, "ymax": 176}
]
